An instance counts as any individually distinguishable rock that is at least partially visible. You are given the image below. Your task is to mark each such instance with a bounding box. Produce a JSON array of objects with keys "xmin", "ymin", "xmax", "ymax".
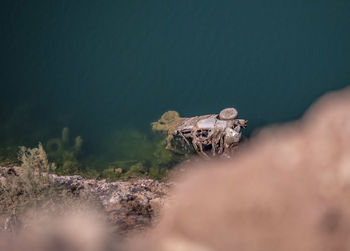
[
  {"xmin": 0, "ymin": 177, "xmax": 6, "ymax": 186},
  {"xmin": 48, "ymin": 175, "xmax": 171, "ymax": 234},
  {"xmin": 0, "ymin": 167, "xmax": 172, "ymax": 235},
  {"xmin": 150, "ymin": 198, "xmax": 162, "ymax": 215}
]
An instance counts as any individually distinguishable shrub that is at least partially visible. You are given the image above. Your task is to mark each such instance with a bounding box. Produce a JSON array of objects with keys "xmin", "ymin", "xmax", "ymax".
[{"xmin": 0, "ymin": 143, "xmax": 101, "ymax": 231}]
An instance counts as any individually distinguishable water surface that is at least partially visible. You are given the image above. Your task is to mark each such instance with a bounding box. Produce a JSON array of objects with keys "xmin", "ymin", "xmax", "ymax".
[{"xmin": 1, "ymin": 0, "xmax": 349, "ymax": 170}]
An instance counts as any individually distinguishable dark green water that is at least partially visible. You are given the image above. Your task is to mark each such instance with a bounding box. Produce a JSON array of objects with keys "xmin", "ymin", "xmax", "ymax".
[{"xmin": 1, "ymin": 1, "xmax": 350, "ymax": 172}]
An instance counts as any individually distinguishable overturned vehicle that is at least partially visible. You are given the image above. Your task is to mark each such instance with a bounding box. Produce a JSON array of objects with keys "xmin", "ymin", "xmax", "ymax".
[{"xmin": 152, "ymin": 108, "xmax": 247, "ymax": 158}]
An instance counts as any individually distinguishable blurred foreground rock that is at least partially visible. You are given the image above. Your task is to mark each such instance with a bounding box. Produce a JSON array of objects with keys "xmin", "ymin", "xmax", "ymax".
[{"xmin": 130, "ymin": 87, "xmax": 350, "ymax": 251}]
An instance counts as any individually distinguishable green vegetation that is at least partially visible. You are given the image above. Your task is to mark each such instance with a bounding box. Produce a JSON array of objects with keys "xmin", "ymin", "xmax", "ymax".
[
  {"xmin": 0, "ymin": 146, "xmax": 19, "ymax": 166},
  {"xmin": 46, "ymin": 127, "xmax": 83, "ymax": 175},
  {"xmin": 0, "ymin": 111, "xmax": 191, "ymax": 181},
  {"xmin": 151, "ymin": 110, "xmax": 185, "ymax": 151},
  {"xmin": 99, "ymin": 125, "xmax": 188, "ymax": 180}
]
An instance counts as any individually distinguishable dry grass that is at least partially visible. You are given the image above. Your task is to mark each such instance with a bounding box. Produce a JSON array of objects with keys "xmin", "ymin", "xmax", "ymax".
[{"xmin": 0, "ymin": 144, "xmax": 103, "ymax": 233}]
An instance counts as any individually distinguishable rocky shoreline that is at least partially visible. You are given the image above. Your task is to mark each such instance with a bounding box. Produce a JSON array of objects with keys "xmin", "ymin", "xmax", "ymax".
[{"xmin": 0, "ymin": 166, "xmax": 172, "ymax": 235}]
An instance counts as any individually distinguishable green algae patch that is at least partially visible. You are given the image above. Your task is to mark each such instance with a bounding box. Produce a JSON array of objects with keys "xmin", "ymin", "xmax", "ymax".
[
  {"xmin": 151, "ymin": 111, "xmax": 184, "ymax": 133},
  {"xmin": 46, "ymin": 127, "xmax": 83, "ymax": 175},
  {"xmin": 99, "ymin": 128, "xmax": 188, "ymax": 181},
  {"xmin": 101, "ymin": 167, "xmax": 123, "ymax": 181},
  {"xmin": 0, "ymin": 146, "xmax": 19, "ymax": 166},
  {"xmin": 121, "ymin": 162, "xmax": 146, "ymax": 179},
  {"xmin": 106, "ymin": 130, "xmax": 155, "ymax": 163},
  {"xmin": 151, "ymin": 111, "xmax": 185, "ymax": 151},
  {"xmin": 0, "ymin": 119, "xmax": 190, "ymax": 181}
]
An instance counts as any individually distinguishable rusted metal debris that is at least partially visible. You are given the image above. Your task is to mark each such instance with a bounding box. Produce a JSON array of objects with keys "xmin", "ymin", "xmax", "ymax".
[{"xmin": 152, "ymin": 108, "xmax": 247, "ymax": 158}]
